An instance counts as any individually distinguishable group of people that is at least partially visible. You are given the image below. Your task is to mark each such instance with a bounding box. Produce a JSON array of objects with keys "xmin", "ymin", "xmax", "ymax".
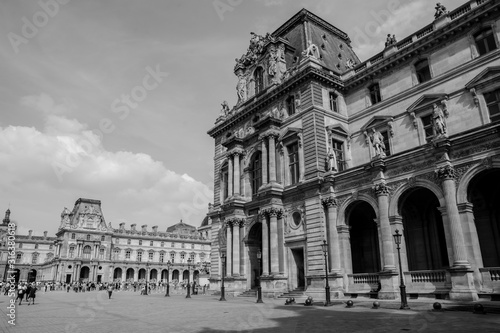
[{"xmin": 9, "ymin": 283, "xmax": 37, "ymax": 305}]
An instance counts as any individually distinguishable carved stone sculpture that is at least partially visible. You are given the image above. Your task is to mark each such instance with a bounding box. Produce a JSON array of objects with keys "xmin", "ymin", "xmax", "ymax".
[
  {"xmin": 371, "ymin": 128, "xmax": 386, "ymax": 158},
  {"xmin": 302, "ymin": 40, "xmax": 320, "ymax": 59},
  {"xmin": 385, "ymin": 34, "xmax": 397, "ymax": 48},
  {"xmin": 268, "ymin": 44, "xmax": 287, "ymax": 85},
  {"xmin": 434, "ymin": 3, "xmax": 448, "ymax": 19},
  {"xmin": 220, "ymin": 101, "xmax": 230, "ymax": 117},
  {"xmin": 432, "ymin": 103, "xmax": 447, "ymax": 137},
  {"xmin": 346, "ymin": 58, "xmax": 355, "ymax": 69},
  {"xmin": 236, "ymin": 74, "xmax": 247, "ymax": 103},
  {"xmin": 325, "ymin": 146, "xmax": 337, "ymax": 172}
]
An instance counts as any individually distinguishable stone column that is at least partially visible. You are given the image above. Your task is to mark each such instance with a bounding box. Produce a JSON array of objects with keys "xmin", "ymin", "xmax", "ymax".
[
  {"xmin": 233, "ymin": 153, "xmax": 241, "ymax": 195},
  {"xmin": 226, "ymin": 220, "xmax": 232, "ymax": 277},
  {"xmin": 269, "ymin": 209, "xmax": 280, "ymax": 275},
  {"xmin": 134, "ymin": 268, "xmax": 139, "ymax": 282},
  {"xmin": 122, "ymin": 269, "xmax": 126, "ymax": 282},
  {"xmin": 261, "ymin": 138, "xmax": 268, "ymax": 185},
  {"xmin": 233, "ymin": 220, "xmax": 241, "ymax": 276},
  {"xmin": 322, "ymin": 197, "xmax": 341, "ymax": 272},
  {"xmin": 277, "ymin": 213, "xmax": 285, "ymax": 274},
  {"xmin": 338, "ymin": 225, "xmax": 352, "ymax": 273},
  {"xmin": 268, "ymin": 135, "xmax": 277, "ymax": 183},
  {"xmin": 77, "ymin": 241, "xmax": 83, "ymax": 258},
  {"xmin": 228, "ymin": 155, "xmax": 233, "ymax": 197},
  {"xmin": 261, "ymin": 213, "xmax": 269, "ymax": 275},
  {"xmin": 374, "ymin": 183, "xmax": 396, "ymax": 271},
  {"xmin": 436, "ymin": 165, "xmax": 470, "ymax": 268},
  {"xmin": 75, "ymin": 264, "xmax": 81, "ymax": 282}
]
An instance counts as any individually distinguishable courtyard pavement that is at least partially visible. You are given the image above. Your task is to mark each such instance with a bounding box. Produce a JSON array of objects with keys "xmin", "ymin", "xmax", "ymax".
[{"xmin": 1, "ymin": 290, "xmax": 499, "ymax": 333}]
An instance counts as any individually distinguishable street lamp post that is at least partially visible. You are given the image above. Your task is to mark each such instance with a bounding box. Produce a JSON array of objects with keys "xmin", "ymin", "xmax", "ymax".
[
  {"xmin": 321, "ymin": 240, "xmax": 332, "ymax": 306},
  {"xmin": 165, "ymin": 260, "xmax": 172, "ymax": 297},
  {"xmin": 256, "ymin": 250, "xmax": 263, "ymax": 303},
  {"xmin": 145, "ymin": 261, "xmax": 150, "ymax": 296},
  {"xmin": 186, "ymin": 259, "xmax": 191, "ymax": 299},
  {"xmin": 220, "ymin": 253, "xmax": 226, "ymax": 301},
  {"xmin": 393, "ymin": 229, "xmax": 410, "ymax": 310}
]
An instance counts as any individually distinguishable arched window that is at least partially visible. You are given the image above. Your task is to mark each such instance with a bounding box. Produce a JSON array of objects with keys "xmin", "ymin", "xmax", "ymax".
[
  {"xmin": 474, "ymin": 27, "xmax": 497, "ymax": 56},
  {"xmin": 415, "ymin": 59, "xmax": 431, "ymax": 84},
  {"xmin": 251, "ymin": 152, "xmax": 262, "ymax": 195},
  {"xmin": 254, "ymin": 67, "xmax": 264, "ymax": 95},
  {"xmin": 83, "ymin": 245, "xmax": 92, "ymax": 259}
]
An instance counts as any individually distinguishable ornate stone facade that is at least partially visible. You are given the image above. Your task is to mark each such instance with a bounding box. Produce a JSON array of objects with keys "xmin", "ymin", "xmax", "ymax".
[{"xmin": 206, "ymin": 0, "xmax": 500, "ymax": 302}]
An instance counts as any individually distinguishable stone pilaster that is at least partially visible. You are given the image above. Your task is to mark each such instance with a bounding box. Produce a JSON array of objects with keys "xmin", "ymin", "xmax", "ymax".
[
  {"xmin": 260, "ymin": 212, "xmax": 269, "ymax": 275},
  {"xmin": 232, "ymin": 219, "xmax": 241, "ymax": 276},
  {"xmin": 373, "ymin": 183, "xmax": 396, "ymax": 271},
  {"xmin": 225, "ymin": 220, "xmax": 233, "ymax": 277},
  {"xmin": 269, "ymin": 209, "xmax": 280, "ymax": 275},
  {"xmin": 233, "ymin": 153, "xmax": 241, "ymax": 195},
  {"xmin": 261, "ymin": 138, "xmax": 268, "ymax": 185},
  {"xmin": 322, "ymin": 197, "xmax": 341, "ymax": 273},
  {"xmin": 228, "ymin": 156, "xmax": 233, "ymax": 197},
  {"xmin": 268, "ymin": 134, "xmax": 277, "ymax": 183}
]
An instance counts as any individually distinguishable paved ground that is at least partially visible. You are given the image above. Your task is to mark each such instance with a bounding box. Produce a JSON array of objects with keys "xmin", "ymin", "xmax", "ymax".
[{"xmin": 1, "ymin": 290, "xmax": 499, "ymax": 333}]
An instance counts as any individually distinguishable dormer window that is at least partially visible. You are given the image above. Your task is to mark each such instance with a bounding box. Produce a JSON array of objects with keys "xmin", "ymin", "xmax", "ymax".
[
  {"xmin": 254, "ymin": 67, "xmax": 264, "ymax": 95},
  {"xmin": 474, "ymin": 27, "xmax": 497, "ymax": 56},
  {"xmin": 369, "ymin": 83, "xmax": 381, "ymax": 105}
]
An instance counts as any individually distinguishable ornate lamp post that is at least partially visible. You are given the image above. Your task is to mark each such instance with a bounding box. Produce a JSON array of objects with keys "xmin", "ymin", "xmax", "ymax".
[
  {"xmin": 321, "ymin": 240, "xmax": 332, "ymax": 306},
  {"xmin": 145, "ymin": 260, "xmax": 150, "ymax": 296},
  {"xmin": 393, "ymin": 229, "xmax": 410, "ymax": 310},
  {"xmin": 256, "ymin": 250, "xmax": 263, "ymax": 303},
  {"xmin": 165, "ymin": 260, "xmax": 172, "ymax": 297},
  {"xmin": 186, "ymin": 258, "xmax": 192, "ymax": 299},
  {"xmin": 220, "ymin": 253, "xmax": 226, "ymax": 301}
]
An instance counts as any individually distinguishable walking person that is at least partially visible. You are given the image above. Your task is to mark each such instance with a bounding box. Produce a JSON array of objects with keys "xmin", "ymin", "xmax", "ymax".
[
  {"xmin": 16, "ymin": 284, "xmax": 25, "ymax": 305},
  {"xmin": 107, "ymin": 284, "xmax": 113, "ymax": 299},
  {"xmin": 27, "ymin": 283, "xmax": 37, "ymax": 305}
]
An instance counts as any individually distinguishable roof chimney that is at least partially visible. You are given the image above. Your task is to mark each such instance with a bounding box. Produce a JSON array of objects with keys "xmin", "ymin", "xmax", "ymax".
[
  {"xmin": 131, "ymin": 224, "xmax": 136, "ymax": 231},
  {"xmin": 141, "ymin": 224, "xmax": 147, "ymax": 233},
  {"xmin": 119, "ymin": 222, "xmax": 125, "ymax": 230}
]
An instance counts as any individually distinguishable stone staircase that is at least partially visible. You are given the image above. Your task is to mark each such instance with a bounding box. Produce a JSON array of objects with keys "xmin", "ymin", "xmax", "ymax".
[
  {"xmin": 278, "ymin": 287, "xmax": 307, "ymax": 302},
  {"xmin": 238, "ymin": 289, "xmax": 257, "ymax": 297}
]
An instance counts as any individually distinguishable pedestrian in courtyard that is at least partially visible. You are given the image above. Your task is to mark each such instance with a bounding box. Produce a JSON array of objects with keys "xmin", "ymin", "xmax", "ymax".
[
  {"xmin": 16, "ymin": 284, "xmax": 25, "ymax": 305},
  {"xmin": 27, "ymin": 284, "xmax": 37, "ymax": 305},
  {"xmin": 107, "ymin": 284, "xmax": 113, "ymax": 299}
]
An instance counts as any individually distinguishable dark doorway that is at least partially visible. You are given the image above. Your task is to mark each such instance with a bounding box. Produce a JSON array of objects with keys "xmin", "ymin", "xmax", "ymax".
[
  {"xmin": 27, "ymin": 269, "xmax": 37, "ymax": 283},
  {"xmin": 400, "ymin": 187, "xmax": 448, "ymax": 270},
  {"xmin": 347, "ymin": 201, "xmax": 381, "ymax": 273},
  {"xmin": 468, "ymin": 169, "xmax": 500, "ymax": 267},
  {"xmin": 66, "ymin": 274, "xmax": 71, "ymax": 284},
  {"xmin": 80, "ymin": 266, "xmax": 90, "ymax": 281},
  {"xmin": 291, "ymin": 248, "xmax": 305, "ymax": 289},
  {"xmin": 114, "ymin": 268, "xmax": 122, "ymax": 280},
  {"xmin": 247, "ymin": 222, "xmax": 262, "ymax": 289}
]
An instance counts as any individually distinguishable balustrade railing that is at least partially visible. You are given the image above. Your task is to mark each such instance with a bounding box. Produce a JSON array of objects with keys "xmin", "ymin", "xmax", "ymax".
[
  {"xmin": 408, "ymin": 270, "xmax": 447, "ymax": 283},
  {"xmin": 351, "ymin": 273, "xmax": 379, "ymax": 284}
]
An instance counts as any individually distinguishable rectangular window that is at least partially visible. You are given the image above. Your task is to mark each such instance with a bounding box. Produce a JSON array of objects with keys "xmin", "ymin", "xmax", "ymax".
[
  {"xmin": 182, "ymin": 243, "xmax": 185, "ymax": 248},
  {"xmin": 161, "ymin": 241, "xmax": 164, "ymax": 247},
  {"xmin": 69, "ymin": 247, "xmax": 75, "ymax": 258},
  {"xmin": 34, "ymin": 244, "xmax": 38, "ymax": 249},
  {"xmin": 125, "ymin": 250, "xmax": 131, "ymax": 259},
  {"xmin": 286, "ymin": 95, "xmax": 296, "ymax": 116},
  {"xmin": 421, "ymin": 114, "xmax": 434, "ymax": 141},
  {"xmin": 381, "ymin": 130, "xmax": 391, "ymax": 156},
  {"xmin": 137, "ymin": 251, "xmax": 143, "ymax": 262},
  {"xmin": 171, "ymin": 242, "xmax": 175, "ymax": 248},
  {"xmin": 148, "ymin": 252, "xmax": 154, "ymax": 261},
  {"xmin": 101, "ymin": 236, "xmax": 105, "ymax": 241},
  {"xmin": 251, "ymin": 153, "xmax": 262, "ymax": 195},
  {"xmin": 19, "ymin": 243, "xmax": 22, "ymax": 249},
  {"xmin": 99, "ymin": 248, "xmax": 104, "ymax": 259},
  {"xmin": 221, "ymin": 167, "xmax": 229, "ymax": 200},
  {"xmin": 191, "ymin": 244, "xmax": 195, "ymax": 249},
  {"xmin": 485, "ymin": 89, "xmax": 500, "ymax": 122},
  {"xmin": 139, "ymin": 240, "xmax": 142, "ymax": 246},
  {"xmin": 180, "ymin": 253, "xmax": 185, "ymax": 261},
  {"xmin": 332, "ymin": 140, "xmax": 345, "ymax": 171},
  {"xmin": 369, "ymin": 83, "xmax": 381, "ymax": 105},
  {"xmin": 190, "ymin": 253, "xmax": 195, "ymax": 262},
  {"xmin": 288, "ymin": 142, "xmax": 300, "ymax": 185},
  {"xmin": 150, "ymin": 241, "xmax": 154, "ymax": 246},
  {"xmin": 16, "ymin": 253, "xmax": 22, "ymax": 263},
  {"xmin": 475, "ymin": 28, "xmax": 497, "ymax": 56},
  {"xmin": 159, "ymin": 253, "xmax": 164, "ymax": 263},
  {"xmin": 329, "ymin": 92, "xmax": 338, "ymax": 112},
  {"xmin": 170, "ymin": 252, "xmax": 175, "ymax": 262},
  {"xmin": 113, "ymin": 250, "xmax": 120, "ymax": 260},
  {"xmin": 32, "ymin": 254, "xmax": 38, "ymax": 264},
  {"xmin": 127, "ymin": 239, "xmax": 131, "ymax": 245}
]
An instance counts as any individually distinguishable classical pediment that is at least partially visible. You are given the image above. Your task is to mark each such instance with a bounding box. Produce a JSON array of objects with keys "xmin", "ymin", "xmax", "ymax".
[
  {"xmin": 360, "ymin": 116, "xmax": 394, "ymax": 132},
  {"xmin": 326, "ymin": 123, "xmax": 350, "ymax": 137},
  {"xmin": 465, "ymin": 66, "xmax": 500, "ymax": 89},
  {"xmin": 407, "ymin": 94, "xmax": 448, "ymax": 113},
  {"xmin": 279, "ymin": 127, "xmax": 302, "ymax": 141}
]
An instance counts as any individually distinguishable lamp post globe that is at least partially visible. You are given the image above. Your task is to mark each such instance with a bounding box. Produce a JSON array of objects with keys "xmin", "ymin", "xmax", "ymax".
[
  {"xmin": 220, "ymin": 253, "xmax": 226, "ymax": 301},
  {"xmin": 393, "ymin": 229, "xmax": 409, "ymax": 310}
]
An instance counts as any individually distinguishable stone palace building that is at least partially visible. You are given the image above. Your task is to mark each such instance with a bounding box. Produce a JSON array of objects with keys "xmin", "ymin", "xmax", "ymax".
[
  {"xmin": 206, "ymin": 0, "xmax": 500, "ymax": 301},
  {"xmin": 0, "ymin": 198, "xmax": 211, "ymax": 285}
]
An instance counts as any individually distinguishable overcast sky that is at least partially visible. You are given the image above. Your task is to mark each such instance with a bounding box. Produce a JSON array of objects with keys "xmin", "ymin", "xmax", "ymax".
[{"xmin": 0, "ymin": 0, "xmax": 464, "ymax": 236}]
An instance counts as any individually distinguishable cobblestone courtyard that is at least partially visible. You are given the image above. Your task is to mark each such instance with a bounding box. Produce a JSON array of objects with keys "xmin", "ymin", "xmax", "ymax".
[{"xmin": 1, "ymin": 290, "xmax": 500, "ymax": 333}]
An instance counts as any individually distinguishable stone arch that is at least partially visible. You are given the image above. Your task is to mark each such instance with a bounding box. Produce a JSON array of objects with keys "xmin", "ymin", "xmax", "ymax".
[
  {"xmin": 243, "ymin": 145, "xmax": 261, "ymax": 169},
  {"xmin": 388, "ymin": 178, "xmax": 445, "ymax": 218},
  {"xmin": 457, "ymin": 163, "xmax": 500, "ymax": 204},
  {"xmin": 337, "ymin": 193, "xmax": 378, "ymax": 226}
]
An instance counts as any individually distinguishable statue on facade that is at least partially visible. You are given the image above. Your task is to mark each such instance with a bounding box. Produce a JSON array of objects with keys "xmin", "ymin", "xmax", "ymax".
[
  {"xmin": 371, "ymin": 128, "xmax": 386, "ymax": 157},
  {"xmin": 236, "ymin": 74, "xmax": 247, "ymax": 103},
  {"xmin": 302, "ymin": 40, "xmax": 320, "ymax": 59},
  {"xmin": 432, "ymin": 103, "xmax": 447, "ymax": 137},
  {"xmin": 434, "ymin": 3, "xmax": 448, "ymax": 19},
  {"xmin": 325, "ymin": 145, "xmax": 337, "ymax": 172},
  {"xmin": 220, "ymin": 101, "xmax": 230, "ymax": 117},
  {"xmin": 268, "ymin": 44, "xmax": 286, "ymax": 85},
  {"xmin": 385, "ymin": 34, "xmax": 397, "ymax": 48},
  {"xmin": 346, "ymin": 58, "xmax": 355, "ymax": 69}
]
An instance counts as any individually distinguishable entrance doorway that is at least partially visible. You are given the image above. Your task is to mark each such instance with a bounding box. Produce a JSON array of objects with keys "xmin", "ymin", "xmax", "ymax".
[
  {"xmin": 66, "ymin": 274, "xmax": 72, "ymax": 284},
  {"xmin": 291, "ymin": 248, "xmax": 305, "ymax": 290},
  {"xmin": 80, "ymin": 266, "xmax": 90, "ymax": 282}
]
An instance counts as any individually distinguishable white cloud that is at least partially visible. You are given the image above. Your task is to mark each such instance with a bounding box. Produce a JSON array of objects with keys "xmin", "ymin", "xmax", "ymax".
[{"xmin": 0, "ymin": 94, "xmax": 211, "ymax": 234}]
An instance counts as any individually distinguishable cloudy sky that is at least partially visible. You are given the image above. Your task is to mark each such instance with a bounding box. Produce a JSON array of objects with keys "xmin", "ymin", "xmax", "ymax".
[{"xmin": 0, "ymin": 0, "xmax": 463, "ymax": 236}]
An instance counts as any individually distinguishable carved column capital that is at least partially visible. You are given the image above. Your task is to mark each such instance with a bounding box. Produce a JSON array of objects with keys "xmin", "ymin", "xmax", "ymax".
[
  {"xmin": 435, "ymin": 165, "xmax": 456, "ymax": 181},
  {"xmin": 373, "ymin": 183, "xmax": 389, "ymax": 196},
  {"xmin": 321, "ymin": 197, "xmax": 338, "ymax": 208},
  {"xmin": 226, "ymin": 148, "xmax": 246, "ymax": 158}
]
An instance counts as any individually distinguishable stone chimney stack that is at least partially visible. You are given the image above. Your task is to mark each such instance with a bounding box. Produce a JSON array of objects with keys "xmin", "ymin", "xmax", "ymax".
[
  {"xmin": 119, "ymin": 222, "xmax": 125, "ymax": 230},
  {"xmin": 43, "ymin": 231, "xmax": 47, "ymax": 239},
  {"xmin": 141, "ymin": 224, "xmax": 147, "ymax": 233},
  {"xmin": 152, "ymin": 225, "xmax": 158, "ymax": 233},
  {"xmin": 28, "ymin": 230, "xmax": 33, "ymax": 238},
  {"xmin": 131, "ymin": 224, "xmax": 136, "ymax": 231}
]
